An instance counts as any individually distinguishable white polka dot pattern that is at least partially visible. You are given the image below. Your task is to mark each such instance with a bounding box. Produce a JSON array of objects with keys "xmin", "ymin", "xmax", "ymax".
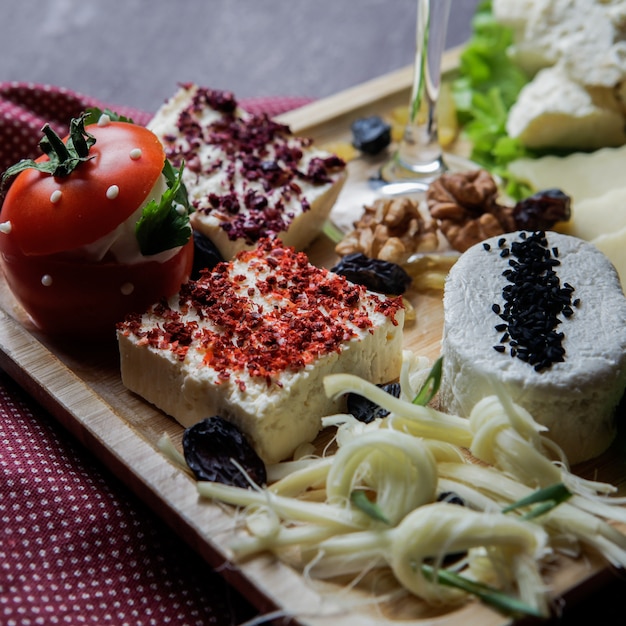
[
  {"xmin": 0, "ymin": 82, "xmax": 152, "ymax": 174},
  {"xmin": 0, "ymin": 371, "xmax": 255, "ymax": 625}
]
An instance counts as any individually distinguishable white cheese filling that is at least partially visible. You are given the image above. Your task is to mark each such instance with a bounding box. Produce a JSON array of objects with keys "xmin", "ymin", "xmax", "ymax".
[{"xmin": 62, "ymin": 174, "xmax": 182, "ymax": 265}]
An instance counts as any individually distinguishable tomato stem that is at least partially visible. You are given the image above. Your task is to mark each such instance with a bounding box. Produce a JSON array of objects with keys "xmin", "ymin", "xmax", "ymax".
[{"xmin": 1, "ymin": 113, "xmax": 96, "ymax": 189}]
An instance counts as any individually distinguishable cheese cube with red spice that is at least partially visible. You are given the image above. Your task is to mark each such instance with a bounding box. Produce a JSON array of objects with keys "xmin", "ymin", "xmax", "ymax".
[
  {"xmin": 117, "ymin": 238, "xmax": 404, "ymax": 464},
  {"xmin": 148, "ymin": 84, "xmax": 347, "ymax": 260}
]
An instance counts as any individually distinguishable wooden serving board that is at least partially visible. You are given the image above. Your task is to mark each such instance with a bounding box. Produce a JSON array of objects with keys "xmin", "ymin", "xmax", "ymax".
[{"xmin": 1, "ymin": 50, "xmax": 626, "ymax": 625}]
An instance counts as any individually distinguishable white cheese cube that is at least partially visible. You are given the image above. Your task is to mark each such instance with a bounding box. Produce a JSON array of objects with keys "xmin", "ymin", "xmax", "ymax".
[{"xmin": 117, "ymin": 238, "xmax": 404, "ymax": 464}]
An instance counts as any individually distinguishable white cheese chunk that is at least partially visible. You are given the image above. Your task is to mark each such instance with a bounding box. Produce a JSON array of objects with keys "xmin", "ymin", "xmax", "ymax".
[
  {"xmin": 494, "ymin": 0, "xmax": 626, "ymax": 149},
  {"xmin": 117, "ymin": 238, "xmax": 404, "ymax": 464},
  {"xmin": 440, "ymin": 231, "xmax": 626, "ymax": 465},
  {"xmin": 506, "ymin": 66, "xmax": 626, "ymax": 150},
  {"xmin": 495, "ymin": 0, "xmax": 626, "ymax": 86},
  {"xmin": 148, "ymin": 84, "xmax": 346, "ymax": 261}
]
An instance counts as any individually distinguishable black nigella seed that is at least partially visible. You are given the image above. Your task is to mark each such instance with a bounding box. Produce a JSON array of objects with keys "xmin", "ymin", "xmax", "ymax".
[
  {"xmin": 490, "ymin": 230, "xmax": 578, "ymax": 371},
  {"xmin": 498, "ymin": 238, "xmax": 506, "ymax": 248},
  {"xmin": 483, "ymin": 242, "xmax": 491, "ymax": 251}
]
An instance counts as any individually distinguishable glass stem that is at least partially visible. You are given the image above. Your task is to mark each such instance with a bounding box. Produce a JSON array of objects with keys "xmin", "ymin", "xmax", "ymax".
[{"xmin": 379, "ymin": 0, "xmax": 451, "ymax": 187}]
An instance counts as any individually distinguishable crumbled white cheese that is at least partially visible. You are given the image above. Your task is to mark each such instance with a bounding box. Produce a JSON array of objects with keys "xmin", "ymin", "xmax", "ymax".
[
  {"xmin": 493, "ymin": 0, "xmax": 626, "ymax": 149},
  {"xmin": 506, "ymin": 66, "xmax": 626, "ymax": 149}
]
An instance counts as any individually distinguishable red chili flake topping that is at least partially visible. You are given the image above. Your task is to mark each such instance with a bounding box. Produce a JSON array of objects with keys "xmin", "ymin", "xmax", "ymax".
[
  {"xmin": 160, "ymin": 85, "xmax": 345, "ymax": 245},
  {"xmin": 118, "ymin": 238, "xmax": 403, "ymax": 387}
]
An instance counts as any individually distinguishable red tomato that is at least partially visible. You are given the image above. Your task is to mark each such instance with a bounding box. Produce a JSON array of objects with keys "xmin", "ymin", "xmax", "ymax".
[
  {"xmin": 1, "ymin": 122, "xmax": 166, "ymax": 256},
  {"xmin": 0, "ymin": 235, "xmax": 194, "ymax": 339},
  {"xmin": 0, "ymin": 117, "xmax": 194, "ymax": 339}
]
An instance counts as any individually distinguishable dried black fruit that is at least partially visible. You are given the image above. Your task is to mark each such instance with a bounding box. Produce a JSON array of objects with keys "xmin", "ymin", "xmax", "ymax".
[
  {"xmin": 437, "ymin": 491, "xmax": 465, "ymax": 507},
  {"xmin": 331, "ymin": 253, "xmax": 412, "ymax": 295},
  {"xmin": 192, "ymin": 230, "xmax": 224, "ymax": 279},
  {"xmin": 182, "ymin": 416, "xmax": 266, "ymax": 488},
  {"xmin": 351, "ymin": 116, "xmax": 392, "ymax": 155},
  {"xmin": 512, "ymin": 188, "xmax": 571, "ymax": 231},
  {"xmin": 346, "ymin": 382, "xmax": 401, "ymax": 423}
]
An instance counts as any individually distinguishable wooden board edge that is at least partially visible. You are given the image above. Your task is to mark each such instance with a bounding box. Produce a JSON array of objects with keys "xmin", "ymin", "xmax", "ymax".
[
  {"xmin": 0, "ymin": 308, "xmax": 292, "ymax": 617},
  {"xmin": 277, "ymin": 46, "xmax": 463, "ymax": 136}
]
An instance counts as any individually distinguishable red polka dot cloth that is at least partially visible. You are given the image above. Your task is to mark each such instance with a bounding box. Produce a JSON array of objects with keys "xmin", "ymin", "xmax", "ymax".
[
  {"xmin": 0, "ymin": 82, "xmax": 312, "ymax": 626},
  {"xmin": 0, "ymin": 81, "xmax": 312, "ymax": 173}
]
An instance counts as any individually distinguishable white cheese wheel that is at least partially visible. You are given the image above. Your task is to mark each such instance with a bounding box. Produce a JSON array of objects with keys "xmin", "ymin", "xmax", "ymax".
[{"xmin": 440, "ymin": 231, "xmax": 626, "ymax": 464}]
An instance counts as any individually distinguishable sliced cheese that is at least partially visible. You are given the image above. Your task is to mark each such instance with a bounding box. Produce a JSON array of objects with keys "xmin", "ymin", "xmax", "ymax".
[
  {"xmin": 510, "ymin": 152, "xmax": 626, "ymax": 288},
  {"xmin": 593, "ymin": 228, "xmax": 626, "ymax": 291},
  {"xmin": 563, "ymin": 187, "xmax": 626, "ymax": 242},
  {"xmin": 509, "ymin": 144, "xmax": 626, "ymax": 202}
]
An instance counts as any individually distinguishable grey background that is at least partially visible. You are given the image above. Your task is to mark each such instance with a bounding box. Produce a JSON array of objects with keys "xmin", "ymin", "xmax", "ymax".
[{"xmin": 1, "ymin": 0, "xmax": 480, "ymax": 114}]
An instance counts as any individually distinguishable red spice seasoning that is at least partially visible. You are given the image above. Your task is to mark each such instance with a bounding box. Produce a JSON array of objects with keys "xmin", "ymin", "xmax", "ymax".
[{"xmin": 118, "ymin": 238, "xmax": 403, "ymax": 389}]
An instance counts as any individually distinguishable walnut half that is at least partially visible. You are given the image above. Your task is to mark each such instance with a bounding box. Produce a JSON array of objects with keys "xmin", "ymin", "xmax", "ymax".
[
  {"xmin": 426, "ymin": 170, "xmax": 515, "ymax": 252},
  {"xmin": 335, "ymin": 196, "xmax": 438, "ymax": 264}
]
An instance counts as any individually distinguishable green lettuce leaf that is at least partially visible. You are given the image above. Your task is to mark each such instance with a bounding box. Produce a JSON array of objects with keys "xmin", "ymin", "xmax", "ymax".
[
  {"xmin": 451, "ymin": 1, "xmax": 534, "ymax": 198},
  {"xmin": 135, "ymin": 160, "xmax": 192, "ymax": 256}
]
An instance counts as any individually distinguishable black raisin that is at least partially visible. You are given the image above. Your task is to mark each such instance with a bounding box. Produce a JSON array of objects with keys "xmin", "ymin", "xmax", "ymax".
[
  {"xmin": 182, "ymin": 416, "xmax": 266, "ymax": 488},
  {"xmin": 437, "ymin": 491, "xmax": 465, "ymax": 506},
  {"xmin": 512, "ymin": 188, "xmax": 571, "ymax": 231},
  {"xmin": 351, "ymin": 116, "xmax": 392, "ymax": 155},
  {"xmin": 192, "ymin": 230, "xmax": 224, "ymax": 279},
  {"xmin": 331, "ymin": 253, "xmax": 411, "ymax": 295},
  {"xmin": 346, "ymin": 382, "xmax": 401, "ymax": 423}
]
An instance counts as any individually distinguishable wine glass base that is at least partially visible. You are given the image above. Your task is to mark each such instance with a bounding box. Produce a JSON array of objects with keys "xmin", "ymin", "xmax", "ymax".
[
  {"xmin": 370, "ymin": 152, "xmax": 479, "ymax": 197},
  {"xmin": 370, "ymin": 154, "xmax": 447, "ymax": 196}
]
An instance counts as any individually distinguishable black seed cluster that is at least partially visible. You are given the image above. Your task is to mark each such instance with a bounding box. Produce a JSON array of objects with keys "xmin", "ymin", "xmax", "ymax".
[{"xmin": 488, "ymin": 231, "xmax": 579, "ymax": 372}]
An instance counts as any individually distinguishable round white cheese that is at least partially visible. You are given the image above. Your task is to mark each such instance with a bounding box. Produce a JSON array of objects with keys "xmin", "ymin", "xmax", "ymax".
[{"xmin": 440, "ymin": 231, "xmax": 626, "ymax": 465}]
